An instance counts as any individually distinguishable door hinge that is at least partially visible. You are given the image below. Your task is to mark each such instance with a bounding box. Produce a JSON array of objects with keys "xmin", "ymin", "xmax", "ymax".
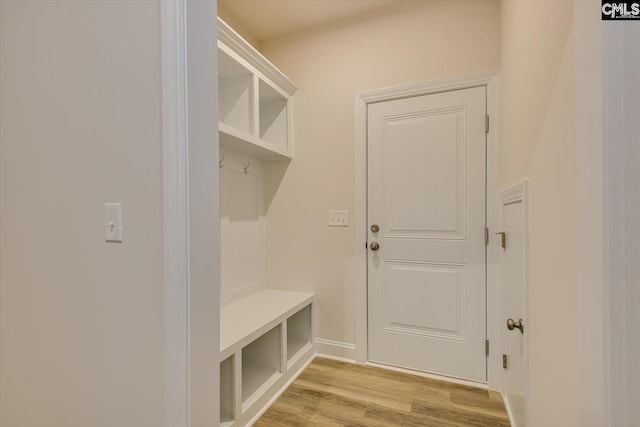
[
  {"xmin": 485, "ymin": 114, "xmax": 490, "ymax": 133},
  {"xmin": 503, "ymin": 354, "xmax": 508, "ymax": 369},
  {"xmin": 485, "ymin": 227, "xmax": 489, "ymax": 245},
  {"xmin": 485, "ymin": 339, "xmax": 490, "ymax": 356}
]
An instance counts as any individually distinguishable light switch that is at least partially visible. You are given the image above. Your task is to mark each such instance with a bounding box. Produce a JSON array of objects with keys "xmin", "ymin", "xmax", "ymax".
[
  {"xmin": 329, "ymin": 210, "xmax": 349, "ymax": 227},
  {"xmin": 105, "ymin": 202, "xmax": 123, "ymax": 242}
]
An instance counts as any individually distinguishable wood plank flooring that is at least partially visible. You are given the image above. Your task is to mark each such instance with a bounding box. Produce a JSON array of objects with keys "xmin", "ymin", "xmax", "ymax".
[{"xmin": 254, "ymin": 357, "xmax": 510, "ymax": 427}]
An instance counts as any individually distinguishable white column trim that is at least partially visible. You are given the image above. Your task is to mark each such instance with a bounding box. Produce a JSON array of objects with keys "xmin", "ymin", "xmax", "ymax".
[
  {"xmin": 184, "ymin": 1, "xmax": 220, "ymax": 425},
  {"xmin": 162, "ymin": 1, "xmax": 189, "ymax": 426},
  {"xmin": 353, "ymin": 89, "xmax": 368, "ymax": 364},
  {"xmin": 163, "ymin": 2, "xmax": 221, "ymax": 425},
  {"xmin": 161, "ymin": 1, "xmax": 190, "ymax": 426},
  {"xmin": 354, "ymin": 70, "xmax": 501, "ymax": 389},
  {"xmin": 602, "ymin": 21, "xmax": 630, "ymax": 427}
]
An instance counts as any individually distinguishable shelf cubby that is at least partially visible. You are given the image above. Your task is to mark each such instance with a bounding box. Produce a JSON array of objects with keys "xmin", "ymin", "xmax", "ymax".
[
  {"xmin": 259, "ymin": 79, "xmax": 289, "ymax": 152},
  {"xmin": 217, "ymin": 18, "xmax": 296, "ymax": 161},
  {"xmin": 287, "ymin": 304, "xmax": 312, "ymax": 366},
  {"xmin": 220, "ymin": 355, "xmax": 235, "ymax": 425},
  {"xmin": 241, "ymin": 325, "xmax": 282, "ymax": 410},
  {"xmin": 218, "ymin": 47, "xmax": 254, "ymax": 135}
]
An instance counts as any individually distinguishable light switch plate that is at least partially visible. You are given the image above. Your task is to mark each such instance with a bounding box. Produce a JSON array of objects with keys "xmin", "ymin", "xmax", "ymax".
[
  {"xmin": 329, "ymin": 210, "xmax": 349, "ymax": 227},
  {"xmin": 105, "ymin": 202, "xmax": 123, "ymax": 242}
]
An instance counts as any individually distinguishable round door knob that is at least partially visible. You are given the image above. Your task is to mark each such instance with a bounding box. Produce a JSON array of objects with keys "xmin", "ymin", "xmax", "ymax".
[
  {"xmin": 370, "ymin": 224, "xmax": 380, "ymax": 233},
  {"xmin": 506, "ymin": 318, "xmax": 524, "ymax": 334},
  {"xmin": 370, "ymin": 242, "xmax": 380, "ymax": 251}
]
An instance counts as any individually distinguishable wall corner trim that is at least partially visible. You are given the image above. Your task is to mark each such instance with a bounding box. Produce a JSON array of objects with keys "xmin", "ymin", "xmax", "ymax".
[{"xmin": 162, "ymin": 1, "xmax": 190, "ymax": 426}]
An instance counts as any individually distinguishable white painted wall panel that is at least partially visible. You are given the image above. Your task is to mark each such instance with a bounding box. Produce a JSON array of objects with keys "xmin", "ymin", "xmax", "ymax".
[
  {"xmin": 220, "ymin": 149, "xmax": 266, "ymax": 305},
  {"xmin": 0, "ymin": 2, "xmax": 164, "ymax": 425},
  {"xmin": 623, "ymin": 23, "xmax": 640, "ymax": 424}
]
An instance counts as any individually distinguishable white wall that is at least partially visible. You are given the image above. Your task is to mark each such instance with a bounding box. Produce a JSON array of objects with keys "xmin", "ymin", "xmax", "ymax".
[
  {"xmin": 259, "ymin": 0, "xmax": 500, "ymax": 347},
  {"xmin": 622, "ymin": 24, "xmax": 640, "ymax": 423},
  {"xmin": 604, "ymin": 21, "xmax": 640, "ymax": 427},
  {"xmin": 501, "ymin": 0, "xmax": 606, "ymax": 425},
  {"xmin": 0, "ymin": 2, "xmax": 164, "ymax": 425},
  {"xmin": 575, "ymin": 2, "xmax": 605, "ymax": 426},
  {"xmin": 501, "ymin": 2, "xmax": 577, "ymax": 423},
  {"xmin": 220, "ymin": 149, "xmax": 266, "ymax": 305},
  {"xmin": 603, "ymin": 23, "xmax": 626, "ymax": 426}
]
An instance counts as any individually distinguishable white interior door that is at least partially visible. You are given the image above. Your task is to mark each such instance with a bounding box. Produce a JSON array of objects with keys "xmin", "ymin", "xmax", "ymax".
[
  {"xmin": 367, "ymin": 86, "xmax": 487, "ymax": 382},
  {"xmin": 501, "ymin": 183, "xmax": 529, "ymax": 426}
]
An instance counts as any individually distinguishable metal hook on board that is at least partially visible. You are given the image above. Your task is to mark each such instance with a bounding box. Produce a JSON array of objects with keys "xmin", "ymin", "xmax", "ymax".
[
  {"xmin": 219, "ymin": 155, "xmax": 224, "ymax": 168},
  {"xmin": 244, "ymin": 162, "xmax": 251, "ymax": 174}
]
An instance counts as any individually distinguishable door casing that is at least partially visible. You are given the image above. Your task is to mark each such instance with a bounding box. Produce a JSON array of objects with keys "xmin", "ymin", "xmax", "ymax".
[{"xmin": 354, "ymin": 70, "xmax": 502, "ymax": 389}]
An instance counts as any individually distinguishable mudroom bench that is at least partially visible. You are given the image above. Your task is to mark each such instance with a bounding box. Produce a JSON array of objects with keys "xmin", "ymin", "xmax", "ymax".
[{"xmin": 219, "ymin": 289, "xmax": 315, "ymax": 426}]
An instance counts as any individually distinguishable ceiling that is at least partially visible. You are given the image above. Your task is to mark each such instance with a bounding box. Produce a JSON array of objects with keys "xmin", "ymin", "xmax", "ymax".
[{"xmin": 218, "ymin": 0, "xmax": 408, "ymax": 44}]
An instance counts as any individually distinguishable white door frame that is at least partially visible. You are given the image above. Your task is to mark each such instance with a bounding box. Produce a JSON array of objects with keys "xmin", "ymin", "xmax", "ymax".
[
  {"xmin": 162, "ymin": 1, "xmax": 220, "ymax": 426},
  {"xmin": 354, "ymin": 70, "xmax": 502, "ymax": 389}
]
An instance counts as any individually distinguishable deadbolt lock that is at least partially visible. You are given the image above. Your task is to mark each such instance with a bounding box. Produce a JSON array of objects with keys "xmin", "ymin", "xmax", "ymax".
[{"xmin": 370, "ymin": 224, "xmax": 379, "ymax": 233}]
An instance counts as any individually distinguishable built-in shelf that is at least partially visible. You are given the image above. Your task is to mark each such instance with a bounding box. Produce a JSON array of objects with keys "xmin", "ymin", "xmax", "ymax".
[
  {"xmin": 219, "ymin": 289, "xmax": 314, "ymax": 425},
  {"xmin": 287, "ymin": 304, "xmax": 312, "ymax": 368},
  {"xmin": 217, "ymin": 17, "xmax": 309, "ymax": 426},
  {"xmin": 218, "ymin": 47, "xmax": 253, "ymax": 135},
  {"xmin": 217, "ymin": 18, "xmax": 296, "ymax": 161},
  {"xmin": 220, "ymin": 289, "xmax": 314, "ymax": 357},
  {"xmin": 258, "ymin": 79, "xmax": 289, "ymax": 151},
  {"xmin": 219, "ymin": 122, "xmax": 290, "ymax": 160},
  {"xmin": 220, "ymin": 355, "xmax": 234, "ymax": 425},
  {"xmin": 241, "ymin": 325, "xmax": 282, "ymax": 409}
]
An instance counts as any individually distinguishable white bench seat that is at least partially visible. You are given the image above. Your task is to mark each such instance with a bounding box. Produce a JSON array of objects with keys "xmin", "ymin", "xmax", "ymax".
[
  {"xmin": 220, "ymin": 289, "xmax": 314, "ymax": 357},
  {"xmin": 219, "ymin": 289, "xmax": 315, "ymax": 426}
]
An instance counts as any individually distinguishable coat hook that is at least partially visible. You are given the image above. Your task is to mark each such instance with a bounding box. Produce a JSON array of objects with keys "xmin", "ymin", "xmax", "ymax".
[
  {"xmin": 244, "ymin": 162, "xmax": 251, "ymax": 174},
  {"xmin": 219, "ymin": 155, "xmax": 225, "ymax": 168}
]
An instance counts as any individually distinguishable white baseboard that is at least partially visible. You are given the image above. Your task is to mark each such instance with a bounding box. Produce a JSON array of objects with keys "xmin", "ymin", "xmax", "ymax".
[
  {"xmin": 502, "ymin": 394, "xmax": 518, "ymax": 427},
  {"xmin": 315, "ymin": 338, "xmax": 356, "ymax": 361}
]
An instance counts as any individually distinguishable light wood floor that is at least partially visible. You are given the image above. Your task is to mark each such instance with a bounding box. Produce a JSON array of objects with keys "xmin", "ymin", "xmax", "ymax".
[{"xmin": 254, "ymin": 357, "xmax": 510, "ymax": 427}]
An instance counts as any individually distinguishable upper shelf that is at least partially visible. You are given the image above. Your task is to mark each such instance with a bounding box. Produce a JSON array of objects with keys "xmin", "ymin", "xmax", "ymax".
[{"xmin": 218, "ymin": 18, "xmax": 297, "ymax": 160}]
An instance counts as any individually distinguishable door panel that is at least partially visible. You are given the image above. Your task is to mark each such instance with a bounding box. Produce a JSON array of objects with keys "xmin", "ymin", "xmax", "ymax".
[
  {"xmin": 382, "ymin": 261, "xmax": 467, "ymax": 339},
  {"xmin": 367, "ymin": 86, "xmax": 486, "ymax": 382},
  {"xmin": 382, "ymin": 109, "xmax": 465, "ymax": 237}
]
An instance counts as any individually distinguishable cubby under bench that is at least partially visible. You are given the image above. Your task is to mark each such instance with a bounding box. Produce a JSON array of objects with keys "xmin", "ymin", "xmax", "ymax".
[{"xmin": 219, "ymin": 289, "xmax": 315, "ymax": 426}]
